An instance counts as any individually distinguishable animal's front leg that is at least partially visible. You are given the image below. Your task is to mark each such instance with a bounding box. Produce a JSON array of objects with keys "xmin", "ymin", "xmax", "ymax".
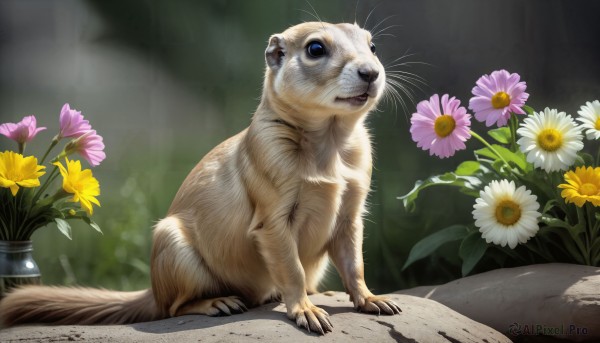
[
  {"xmin": 251, "ymin": 218, "xmax": 333, "ymax": 334},
  {"xmin": 329, "ymin": 213, "xmax": 401, "ymax": 316}
]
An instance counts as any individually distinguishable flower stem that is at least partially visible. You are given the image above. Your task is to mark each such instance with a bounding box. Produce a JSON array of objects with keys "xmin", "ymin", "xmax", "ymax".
[
  {"xmin": 575, "ymin": 206, "xmax": 592, "ymax": 265},
  {"xmin": 40, "ymin": 136, "xmax": 60, "ymax": 165},
  {"xmin": 585, "ymin": 203, "xmax": 597, "ymax": 264},
  {"xmin": 31, "ymin": 166, "xmax": 60, "ymax": 206},
  {"xmin": 35, "ymin": 188, "xmax": 69, "ymax": 208},
  {"xmin": 469, "ymin": 130, "xmax": 512, "ymax": 170},
  {"xmin": 509, "ymin": 113, "xmax": 518, "ymax": 152}
]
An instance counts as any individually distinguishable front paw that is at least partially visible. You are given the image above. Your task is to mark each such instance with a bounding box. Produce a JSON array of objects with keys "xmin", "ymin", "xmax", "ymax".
[
  {"xmin": 356, "ymin": 295, "xmax": 401, "ymax": 315},
  {"xmin": 287, "ymin": 302, "xmax": 333, "ymax": 335}
]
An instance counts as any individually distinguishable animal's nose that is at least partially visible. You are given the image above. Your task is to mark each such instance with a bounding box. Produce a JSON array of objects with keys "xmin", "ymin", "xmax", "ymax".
[{"xmin": 358, "ymin": 67, "xmax": 379, "ymax": 83}]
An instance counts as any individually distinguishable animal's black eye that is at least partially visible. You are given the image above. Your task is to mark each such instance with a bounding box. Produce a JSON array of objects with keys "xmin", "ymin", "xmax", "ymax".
[
  {"xmin": 370, "ymin": 42, "xmax": 376, "ymax": 54},
  {"xmin": 306, "ymin": 41, "xmax": 326, "ymax": 58}
]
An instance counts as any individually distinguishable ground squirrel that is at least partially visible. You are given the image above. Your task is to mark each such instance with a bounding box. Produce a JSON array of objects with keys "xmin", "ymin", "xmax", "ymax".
[{"xmin": 0, "ymin": 21, "xmax": 401, "ymax": 335}]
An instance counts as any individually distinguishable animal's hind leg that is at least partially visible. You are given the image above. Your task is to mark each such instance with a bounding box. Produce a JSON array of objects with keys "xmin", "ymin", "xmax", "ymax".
[
  {"xmin": 150, "ymin": 216, "xmax": 248, "ymax": 317},
  {"xmin": 175, "ymin": 296, "xmax": 247, "ymax": 316}
]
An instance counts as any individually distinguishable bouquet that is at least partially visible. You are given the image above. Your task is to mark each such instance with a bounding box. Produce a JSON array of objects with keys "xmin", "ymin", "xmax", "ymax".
[
  {"xmin": 401, "ymin": 70, "xmax": 600, "ymax": 276},
  {"xmin": 0, "ymin": 104, "xmax": 105, "ymax": 241}
]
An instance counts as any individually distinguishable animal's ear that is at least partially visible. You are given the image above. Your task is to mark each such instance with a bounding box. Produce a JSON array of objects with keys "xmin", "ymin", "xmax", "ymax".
[{"xmin": 265, "ymin": 34, "xmax": 286, "ymax": 70}]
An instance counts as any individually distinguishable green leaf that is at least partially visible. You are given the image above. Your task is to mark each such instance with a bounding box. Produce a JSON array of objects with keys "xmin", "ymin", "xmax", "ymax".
[
  {"xmin": 459, "ymin": 231, "xmax": 488, "ymax": 276},
  {"xmin": 82, "ymin": 216, "xmax": 103, "ymax": 234},
  {"xmin": 542, "ymin": 213, "xmax": 586, "ymax": 239},
  {"xmin": 522, "ymin": 105, "xmax": 535, "ymax": 115},
  {"xmin": 55, "ymin": 218, "xmax": 72, "ymax": 240},
  {"xmin": 455, "ymin": 161, "xmax": 481, "ymax": 176},
  {"xmin": 459, "ymin": 188, "xmax": 481, "ymax": 198},
  {"xmin": 540, "ymin": 215, "xmax": 572, "ymax": 229},
  {"xmin": 543, "ymin": 226, "xmax": 586, "ymax": 264},
  {"xmin": 399, "ymin": 173, "xmax": 459, "ymax": 212},
  {"xmin": 475, "ymin": 144, "xmax": 528, "ymax": 171},
  {"xmin": 542, "ymin": 200, "xmax": 558, "ymax": 214},
  {"xmin": 487, "ymin": 127, "xmax": 511, "ymax": 144},
  {"xmin": 399, "ymin": 173, "xmax": 482, "ymax": 212},
  {"xmin": 402, "ymin": 225, "xmax": 469, "ymax": 270}
]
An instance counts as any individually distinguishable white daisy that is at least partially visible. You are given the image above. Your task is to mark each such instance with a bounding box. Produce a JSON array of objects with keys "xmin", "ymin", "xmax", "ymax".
[
  {"xmin": 473, "ymin": 180, "xmax": 541, "ymax": 249},
  {"xmin": 516, "ymin": 108, "xmax": 584, "ymax": 172},
  {"xmin": 577, "ymin": 100, "xmax": 600, "ymax": 140}
]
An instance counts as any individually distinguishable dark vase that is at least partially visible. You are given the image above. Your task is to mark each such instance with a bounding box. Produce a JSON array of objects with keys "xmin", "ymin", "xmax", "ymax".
[{"xmin": 0, "ymin": 240, "xmax": 41, "ymax": 298}]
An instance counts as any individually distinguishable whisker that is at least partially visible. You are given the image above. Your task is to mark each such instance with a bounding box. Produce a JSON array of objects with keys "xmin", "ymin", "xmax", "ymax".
[
  {"xmin": 363, "ymin": 2, "xmax": 383, "ymax": 30},
  {"xmin": 383, "ymin": 53, "xmax": 419, "ymax": 66},
  {"xmin": 388, "ymin": 90, "xmax": 411, "ymax": 121},
  {"xmin": 304, "ymin": 1, "xmax": 325, "ymax": 30},
  {"xmin": 373, "ymin": 33, "xmax": 397, "ymax": 39},
  {"xmin": 372, "ymin": 23, "xmax": 401, "ymax": 39},
  {"xmin": 384, "ymin": 85, "xmax": 407, "ymax": 118},
  {"xmin": 388, "ymin": 78, "xmax": 421, "ymax": 99},
  {"xmin": 298, "ymin": 8, "xmax": 322, "ymax": 24},
  {"xmin": 383, "ymin": 52, "xmax": 431, "ymax": 121},
  {"xmin": 385, "ymin": 61, "xmax": 432, "ymax": 70},
  {"xmin": 387, "ymin": 73, "xmax": 428, "ymax": 86},
  {"xmin": 386, "ymin": 70, "xmax": 427, "ymax": 81},
  {"xmin": 386, "ymin": 67, "xmax": 426, "ymax": 76},
  {"xmin": 387, "ymin": 72, "xmax": 428, "ymax": 86},
  {"xmin": 370, "ymin": 14, "xmax": 397, "ymax": 35},
  {"xmin": 353, "ymin": 0, "xmax": 360, "ymax": 25}
]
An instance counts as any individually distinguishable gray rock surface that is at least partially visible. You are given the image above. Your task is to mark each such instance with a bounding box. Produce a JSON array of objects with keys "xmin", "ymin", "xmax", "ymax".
[
  {"xmin": 398, "ymin": 263, "xmax": 600, "ymax": 342},
  {"xmin": 0, "ymin": 292, "xmax": 509, "ymax": 342}
]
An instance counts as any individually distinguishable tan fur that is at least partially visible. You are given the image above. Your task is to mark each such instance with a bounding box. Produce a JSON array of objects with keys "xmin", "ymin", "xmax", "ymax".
[{"xmin": 0, "ymin": 22, "xmax": 400, "ymax": 334}]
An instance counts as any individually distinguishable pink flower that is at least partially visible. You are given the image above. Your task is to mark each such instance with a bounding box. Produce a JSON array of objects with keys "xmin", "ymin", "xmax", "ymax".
[
  {"xmin": 0, "ymin": 115, "xmax": 46, "ymax": 144},
  {"xmin": 65, "ymin": 130, "xmax": 106, "ymax": 167},
  {"xmin": 410, "ymin": 94, "xmax": 472, "ymax": 158},
  {"xmin": 469, "ymin": 69, "xmax": 529, "ymax": 127},
  {"xmin": 58, "ymin": 103, "xmax": 91, "ymax": 139}
]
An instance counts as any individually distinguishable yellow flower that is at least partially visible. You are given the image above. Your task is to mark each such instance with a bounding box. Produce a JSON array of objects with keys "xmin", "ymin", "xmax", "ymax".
[
  {"xmin": 0, "ymin": 151, "xmax": 45, "ymax": 196},
  {"xmin": 53, "ymin": 158, "xmax": 100, "ymax": 214},
  {"xmin": 558, "ymin": 166, "xmax": 600, "ymax": 207}
]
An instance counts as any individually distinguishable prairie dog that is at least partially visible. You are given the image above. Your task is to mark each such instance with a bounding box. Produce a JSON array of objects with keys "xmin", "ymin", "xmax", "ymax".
[{"xmin": 0, "ymin": 22, "xmax": 401, "ymax": 334}]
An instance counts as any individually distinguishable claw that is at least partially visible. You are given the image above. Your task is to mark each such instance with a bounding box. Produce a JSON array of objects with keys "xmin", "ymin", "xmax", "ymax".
[
  {"xmin": 214, "ymin": 300, "xmax": 232, "ymax": 315},
  {"xmin": 358, "ymin": 296, "xmax": 402, "ymax": 316},
  {"xmin": 200, "ymin": 296, "xmax": 248, "ymax": 317},
  {"xmin": 296, "ymin": 313, "xmax": 309, "ymax": 331},
  {"xmin": 222, "ymin": 297, "xmax": 246, "ymax": 314},
  {"xmin": 375, "ymin": 300, "xmax": 393, "ymax": 315},
  {"xmin": 291, "ymin": 305, "xmax": 332, "ymax": 335}
]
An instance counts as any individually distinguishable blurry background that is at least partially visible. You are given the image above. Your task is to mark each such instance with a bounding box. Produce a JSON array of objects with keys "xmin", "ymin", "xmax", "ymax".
[{"xmin": 0, "ymin": 0, "xmax": 598, "ymax": 292}]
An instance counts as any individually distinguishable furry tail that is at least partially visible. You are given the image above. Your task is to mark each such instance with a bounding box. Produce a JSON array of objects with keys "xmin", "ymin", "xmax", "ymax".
[{"xmin": 0, "ymin": 285, "xmax": 164, "ymax": 326}]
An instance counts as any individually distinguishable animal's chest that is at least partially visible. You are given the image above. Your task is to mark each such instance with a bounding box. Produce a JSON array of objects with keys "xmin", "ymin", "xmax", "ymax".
[{"xmin": 293, "ymin": 175, "xmax": 347, "ymax": 258}]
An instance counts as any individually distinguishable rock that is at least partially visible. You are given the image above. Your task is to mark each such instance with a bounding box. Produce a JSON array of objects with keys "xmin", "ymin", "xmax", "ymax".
[
  {"xmin": 398, "ymin": 263, "xmax": 600, "ymax": 342},
  {"xmin": 0, "ymin": 292, "xmax": 509, "ymax": 342}
]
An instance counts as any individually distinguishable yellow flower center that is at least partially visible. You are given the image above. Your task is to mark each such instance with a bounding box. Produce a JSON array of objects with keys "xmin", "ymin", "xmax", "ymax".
[
  {"xmin": 537, "ymin": 128, "xmax": 563, "ymax": 152},
  {"xmin": 491, "ymin": 91, "xmax": 511, "ymax": 109},
  {"xmin": 495, "ymin": 199, "xmax": 522, "ymax": 226},
  {"xmin": 595, "ymin": 118, "xmax": 600, "ymax": 131},
  {"xmin": 580, "ymin": 183, "xmax": 598, "ymax": 196},
  {"xmin": 6, "ymin": 170, "xmax": 24, "ymax": 182},
  {"xmin": 73, "ymin": 180, "xmax": 84, "ymax": 192},
  {"xmin": 434, "ymin": 115, "xmax": 456, "ymax": 138}
]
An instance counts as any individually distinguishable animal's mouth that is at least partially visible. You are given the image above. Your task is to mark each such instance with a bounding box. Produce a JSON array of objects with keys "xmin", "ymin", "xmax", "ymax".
[{"xmin": 335, "ymin": 93, "xmax": 370, "ymax": 106}]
